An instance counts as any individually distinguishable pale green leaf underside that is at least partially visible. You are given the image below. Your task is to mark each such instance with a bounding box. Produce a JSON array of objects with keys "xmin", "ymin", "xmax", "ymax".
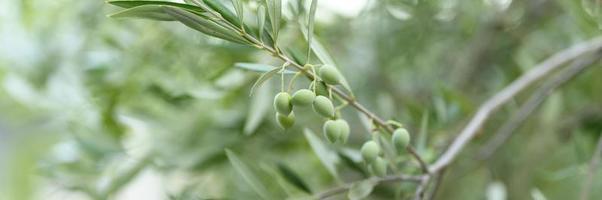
[
  {"xmin": 235, "ymin": 63, "xmax": 295, "ymax": 74},
  {"xmin": 303, "ymin": 128, "xmax": 340, "ymax": 179},
  {"xmin": 348, "ymin": 179, "xmax": 377, "ymax": 200}
]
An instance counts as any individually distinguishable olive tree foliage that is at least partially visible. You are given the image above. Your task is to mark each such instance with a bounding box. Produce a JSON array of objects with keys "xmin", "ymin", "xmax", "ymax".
[{"xmin": 1, "ymin": 0, "xmax": 602, "ymax": 200}]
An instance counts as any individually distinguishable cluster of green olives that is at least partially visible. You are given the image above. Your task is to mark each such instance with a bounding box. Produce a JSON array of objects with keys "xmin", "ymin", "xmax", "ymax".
[
  {"xmin": 273, "ymin": 65, "xmax": 350, "ymax": 143},
  {"xmin": 360, "ymin": 128, "xmax": 411, "ymax": 177}
]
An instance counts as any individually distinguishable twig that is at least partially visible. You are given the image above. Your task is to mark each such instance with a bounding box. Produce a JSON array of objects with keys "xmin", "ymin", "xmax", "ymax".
[
  {"xmin": 579, "ymin": 133, "xmax": 602, "ymax": 200},
  {"xmin": 314, "ymin": 174, "xmax": 423, "ymax": 199},
  {"xmin": 477, "ymin": 52, "xmax": 602, "ymax": 160},
  {"xmin": 425, "ymin": 169, "xmax": 447, "ymax": 200},
  {"xmin": 413, "ymin": 175, "xmax": 430, "ymax": 200},
  {"xmin": 429, "ymin": 36, "xmax": 602, "ymax": 173}
]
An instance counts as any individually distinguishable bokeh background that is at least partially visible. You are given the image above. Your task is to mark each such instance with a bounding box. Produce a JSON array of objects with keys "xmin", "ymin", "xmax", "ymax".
[{"xmin": 1, "ymin": 0, "xmax": 602, "ymax": 199}]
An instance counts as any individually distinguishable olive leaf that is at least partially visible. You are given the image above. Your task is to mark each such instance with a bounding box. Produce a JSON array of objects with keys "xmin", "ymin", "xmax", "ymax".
[
  {"xmin": 276, "ymin": 163, "xmax": 312, "ymax": 193},
  {"xmin": 257, "ymin": 5, "xmax": 266, "ymax": 41},
  {"xmin": 264, "ymin": 0, "xmax": 281, "ymax": 42},
  {"xmin": 109, "ymin": 5, "xmax": 175, "ymax": 21},
  {"xmin": 235, "ymin": 63, "xmax": 295, "ymax": 74},
  {"xmin": 249, "ymin": 67, "xmax": 280, "ymax": 96},
  {"xmin": 225, "ymin": 149, "xmax": 274, "ymax": 200},
  {"xmin": 348, "ymin": 179, "xmax": 377, "ymax": 200},
  {"xmin": 162, "ymin": 6, "xmax": 250, "ymax": 44},
  {"xmin": 243, "ymin": 83, "xmax": 270, "ymax": 135},
  {"xmin": 307, "ymin": 0, "xmax": 318, "ymax": 62},
  {"xmin": 231, "ymin": 0, "xmax": 244, "ymax": 29},
  {"xmin": 303, "ymin": 128, "xmax": 340, "ymax": 179},
  {"xmin": 202, "ymin": 0, "xmax": 242, "ymax": 28},
  {"xmin": 107, "ymin": 0, "xmax": 205, "ymax": 13}
]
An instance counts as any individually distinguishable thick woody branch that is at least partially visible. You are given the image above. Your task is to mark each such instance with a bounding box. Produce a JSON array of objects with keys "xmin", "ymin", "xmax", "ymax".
[
  {"xmin": 477, "ymin": 52, "xmax": 602, "ymax": 159},
  {"xmin": 429, "ymin": 36, "xmax": 602, "ymax": 173}
]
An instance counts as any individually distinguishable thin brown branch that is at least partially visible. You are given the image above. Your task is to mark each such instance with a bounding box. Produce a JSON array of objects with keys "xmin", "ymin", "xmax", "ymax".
[
  {"xmin": 429, "ymin": 36, "xmax": 602, "ymax": 173},
  {"xmin": 580, "ymin": 133, "xmax": 602, "ymax": 200},
  {"xmin": 314, "ymin": 174, "xmax": 423, "ymax": 199},
  {"xmin": 477, "ymin": 52, "xmax": 602, "ymax": 160}
]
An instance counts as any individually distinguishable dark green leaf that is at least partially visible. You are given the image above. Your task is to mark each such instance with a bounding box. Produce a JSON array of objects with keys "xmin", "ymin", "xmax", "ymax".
[
  {"xmin": 108, "ymin": 0, "xmax": 205, "ymax": 13},
  {"xmin": 231, "ymin": 0, "xmax": 244, "ymax": 29},
  {"xmin": 162, "ymin": 6, "xmax": 250, "ymax": 44},
  {"xmin": 276, "ymin": 163, "xmax": 312, "ymax": 193}
]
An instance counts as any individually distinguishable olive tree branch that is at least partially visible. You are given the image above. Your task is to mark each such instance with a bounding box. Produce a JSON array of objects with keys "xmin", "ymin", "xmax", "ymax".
[
  {"xmin": 580, "ymin": 132, "xmax": 602, "ymax": 200},
  {"xmin": 314, "ymin": 174, "xmax": 423, "ymax": 199},
  {"xmin": 213, "ymin": 15, "xmax": 432, "ymax": 173},
  {"xmin": 429, "ymin": 36, "xmax": 602, "ymax": 173},
  {"xmin": 477, "ymin": 52, "xmax": 602, "ymax": 160}
]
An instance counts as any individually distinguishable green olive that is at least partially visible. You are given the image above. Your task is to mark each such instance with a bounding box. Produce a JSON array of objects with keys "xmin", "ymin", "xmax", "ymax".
[
  {"xmin": 319, "ymin": 65, "xmax": 342, "ymax": 85},
  {"xmin": 361, "ymin": 141, "xmax": 380, "ymax": 163},
  {"xmin": 274, "ymin": 92, "xmax": 292, "ymax": 115},
  {"xmin": 323, "ymin": 120, "xmax": 341, "ymax": 143},
  {"xmin": 370, "ymin": 157, "xmax": 387, "ymax": 177},
  {"xmin": 276, "ymin": 112, "xmax": 295, "ymax": 129},
  {"xmin": 313, "ymin": 96, "xmax": 335, "ymax": 118},
  {"xmin": 291, "ymin": 89, "xmax": 316, "ymax": 106},
  {"xmin": 392, "ymin": 128, "xmax": 410, "ymax": 153},
  {"xmin": 336, "ymin": 119, "xmax": 350, "ymax": 144},
  {"xmin": 322, "ymin": 119, "xmax": 350, "ymax": 144}
]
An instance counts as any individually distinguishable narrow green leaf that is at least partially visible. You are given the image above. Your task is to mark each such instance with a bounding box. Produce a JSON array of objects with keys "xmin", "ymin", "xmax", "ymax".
[
  {"xmin": 348, "ymin": 179, "xmax": 377, "ymax": 200},
  {"xmin": 108, "ymin": 0, "xmax": 205, "ymax": 13},
  {"xmin": 202, "ymin": 0, "xmax": 241, "ymax": 27},
  {"xmin": 109, "ymin": 5, "xmax": 174, "ymax": 21},
  {"xmin": 225, "ymin": 150, "xmax": 273, "ymax": 200},
  {"xmin": 303, "ymin": 128, "xmax": 340, "ymax": 179},
  {"xmin": 307, "ymin": 0, "xmax": 318, "ymax": 62},
  {"xmin": 276, "ymin": 163, "xmax": 312, "ymax": 193},
  {"xmin": 231, "ymin": 0, "xmax": 244, "ymax": 29},
  {"xmin": 235, "ymin": 63, "xmax": 295, "ymax": 74},
  {"xmin": 249, "ymin": 67, "xmax": 280, "ymax": 96},
  {"xmin": 264, "ymin": 0, "xmax": 281, "ymax": 42},
  {"xmin": 257, "ymin": 5, "xmax": 266, "ymax": 41},
  {"xmin": 162, "ymin": 6, "xmax": 250, "ymax": 44},
  {"xmin": 244, "ymin": 83, "xmax": 270, "ymax": 135}
]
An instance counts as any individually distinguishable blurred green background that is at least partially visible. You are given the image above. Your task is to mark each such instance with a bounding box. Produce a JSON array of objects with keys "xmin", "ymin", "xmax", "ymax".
[{"xmin": 1, "ymin": 0, "xmax": 602, "ymax": 199}]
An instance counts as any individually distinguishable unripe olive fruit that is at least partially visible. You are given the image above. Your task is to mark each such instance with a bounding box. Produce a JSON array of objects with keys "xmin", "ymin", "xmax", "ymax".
[
  {"xmin": 276, "ymin": 112, "xmax": 295, "ymax": 129},
  {"xmin": 319, "ymin": 65, "xmax": 342, "ymax": 85},
  {"xmin": 274, "ymin": 92, "xmax": 292, "ymax": 115},
  {"xmin": 361, "ymin": 141, "xmax": 380, "ymax": 163},
  {"xmin": 313, "ymin": 96, "xmax": 335, "ymax": 118},
  {"xmin": 392, "ymin": 128, "xmax": 410, "ymax": 153},
  {"xmin": 291, "ymin": 89, "xmax": 315, "ymax": 106},
  {"xmin": 322, "ymin": 119, "xmax": 350, "ymax": 144},
  {"xmin": 336, "ymin": 119, "xmax": 350, "ymax": 144},
  {"xmin": 323, "ymin": 120, "xmax": 341, "ymax": 143},
  {"xmin": 371, "ymin": 157, "xmax": 387, "ymax": 177}
]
